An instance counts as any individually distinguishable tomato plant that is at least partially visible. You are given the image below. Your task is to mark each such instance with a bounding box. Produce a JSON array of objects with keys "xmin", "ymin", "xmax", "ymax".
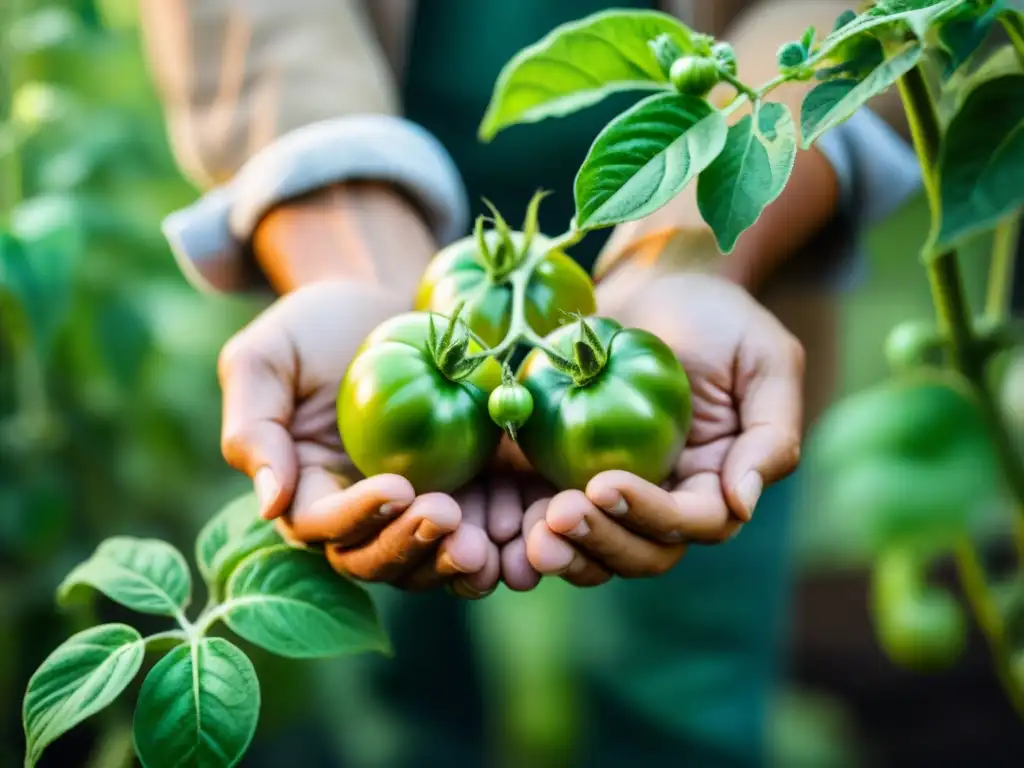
[{"xmin": 18, "ymin": 1, "xmax": 1024, "ymax": 764}]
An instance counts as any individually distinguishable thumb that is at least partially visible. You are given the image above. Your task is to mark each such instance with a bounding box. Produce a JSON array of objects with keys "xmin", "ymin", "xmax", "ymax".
[
  {"xmin": 721, "ymin": 332, "xmax": 804, "ymax": 522},
  {"xmin": 218, "ymin": 331, "xmax": 299, "ymax": 520}
]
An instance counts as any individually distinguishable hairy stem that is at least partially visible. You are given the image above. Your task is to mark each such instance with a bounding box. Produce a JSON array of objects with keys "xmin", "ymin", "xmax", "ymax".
[{"xmin": 900, "ymin": 62, "xmax": 1024, "ymax": 709}]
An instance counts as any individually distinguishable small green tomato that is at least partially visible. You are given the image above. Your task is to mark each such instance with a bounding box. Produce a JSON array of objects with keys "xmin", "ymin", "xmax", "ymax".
[
  {"xmin": 488, "ymin": 382, "xmax": 534, "ymax": 436},
  {"xmin": 669, "ymin": 55, "xmax": 721, "ymax": 96},
  {"xmin": 777, "ymin": 41, "xmax": 808, "ymax": 69}
]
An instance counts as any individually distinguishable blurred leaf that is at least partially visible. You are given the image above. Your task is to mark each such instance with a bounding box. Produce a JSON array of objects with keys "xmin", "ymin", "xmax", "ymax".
[
  {"xmin": 7, "ymin": 7, "xmax": 81, "ymax": 55},
  {"xmin": 195, "ymin": 492, "xmax": 281, "ymax": 595},
  {"xmin": 59, "ymin": 536, "xmax": 192, "ymax": 617},
  {"xmin": 936, "ymin": 1, "xmax": 1001, "ymax": 78},
  {"xmin": 23, "ymin": 623, "xmax": 144, "ymax": 768},
  {"xmin": 95, "ymin": 291, "xmax": 152, "ymax": 389},
  {"xmin": 222, "ymin": 546, "xmax": 388, "ymax": 659},
  {"xmin": 12, "ymin": 82, "xmax": 78, "ymax": 130},
  {"xmin": 133, "ymin": 637, "xmax": 259, "ymax": 768}
]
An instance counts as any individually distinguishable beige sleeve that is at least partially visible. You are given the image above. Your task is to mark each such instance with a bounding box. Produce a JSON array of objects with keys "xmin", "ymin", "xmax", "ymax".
[{"xmin": 137, "ymin": 0, "xmax": 399, "ymax": 188}]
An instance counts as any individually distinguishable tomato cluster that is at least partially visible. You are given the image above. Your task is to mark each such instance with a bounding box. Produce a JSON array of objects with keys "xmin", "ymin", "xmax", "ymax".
[{"xmin": 337, "ymin": 196, "xmax": 692, "ymax": 493}]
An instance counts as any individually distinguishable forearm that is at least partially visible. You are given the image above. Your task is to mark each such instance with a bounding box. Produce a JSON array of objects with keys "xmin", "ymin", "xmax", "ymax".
[{"xmin": 252, "ymin": 182, "xmax": 437, "ymax": 300}]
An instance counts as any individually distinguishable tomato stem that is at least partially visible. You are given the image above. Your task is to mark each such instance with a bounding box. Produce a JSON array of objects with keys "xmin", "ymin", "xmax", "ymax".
[
  {"xmin": 986, "ymin": 215, "xmax": 1020, "ymax": 324},
  {"xmin": 900, "ymin": 62, "xmax": 1024, "ymax": 707}
]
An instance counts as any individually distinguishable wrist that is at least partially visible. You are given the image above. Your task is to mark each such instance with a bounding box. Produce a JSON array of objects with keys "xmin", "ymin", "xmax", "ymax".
[{"xmin": 251, "ymin": 181, "xmax": 438, "ymax": 300}]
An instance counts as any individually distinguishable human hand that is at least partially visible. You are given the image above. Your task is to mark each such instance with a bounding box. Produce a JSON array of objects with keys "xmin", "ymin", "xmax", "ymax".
[
  {"xmin": 218, "ymin": 280, "xmax": 500, "ymax": 596},
  {"xmin": 524, "ymin": 271, "xmax": 805, "ymax": 585}
]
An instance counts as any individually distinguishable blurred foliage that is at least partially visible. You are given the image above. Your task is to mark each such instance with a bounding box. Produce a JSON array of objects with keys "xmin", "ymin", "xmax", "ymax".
[{"xmin": 0, "ymin": 1, "xmax": 261, "ymax": 764}]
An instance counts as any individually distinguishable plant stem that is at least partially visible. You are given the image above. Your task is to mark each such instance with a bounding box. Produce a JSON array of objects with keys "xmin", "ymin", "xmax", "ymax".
[
  {"xmin": 986, "ymin": 215, "xmax": 1020, "ymax": 323},
  {"xmin": 144, "ymin": 629, "xmax": 189, "ymax": 650},
  {"xmin": 1002, "ymin": 12, "xmax": 1024, "ymax": 67},
  {"xmin": 955, "ymin": 540, "xmax": 1024, "ymax": 718},
  {"xmin": 900, "ymin": 61, "xmax": 1024, "ymax": 710}
]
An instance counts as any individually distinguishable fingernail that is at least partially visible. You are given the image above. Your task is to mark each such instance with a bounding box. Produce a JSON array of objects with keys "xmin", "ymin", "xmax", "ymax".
[
  {"xmin": 565, "ymin": 519, "xmax": 590, "ymax": 539},
  {"xmin": 662, "ymin": 530, "xmax": 685, "ymax": 543},
  {"xmin": 378, "ymin": 501, "xmax": 407, "ymax": 518},
  {"xmin": 255, "ymin": 468, "xmax": 279, "ymax": 519},
  {"xmin": 438, "ymin": 551, "xmax": 471, "ymax": 574},
  {"xmin": 603, "ymin": 495, "xmax": 629, "ymax": 516},
  {"xmin": 415, "ymin": 519, "xmax": 446, "ymax": 544},
  {"xmin": 566, "ymin": 556, "xmax": 588, "ymax": 575},
  {"xmin": 727, "ymin": 525, "xmax": 744, "ymax": 542},
  {"xmin": 450, "ymin": 581, "xmax": 493, "ymax": 599},
  {"xmin": 736, "ymin": 472, "xmax": 763, "ymax": 522}
]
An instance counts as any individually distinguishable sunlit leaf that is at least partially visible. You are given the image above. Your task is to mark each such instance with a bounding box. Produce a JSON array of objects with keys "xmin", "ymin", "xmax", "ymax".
[
  {"xmin": 195, "ymin": 492, "xmax": 281, "ymax": 593},
  {"xmin": 938, "ymin": 74, "xmax": 1024, "ymax": 246},
  {"xmin": 479, "ymin": 10, "xmax": 695, "ymax": 140},
  {"xmin": 133, "ymin": 638, "xmax": 259, "ymax": 768},
  {"xmin": 59, "ymin": 536, "xmax": 192, "ymax": 617},
  {"xmin": 814, "ymin": 0, "xmax": 963, "ymax": 61},
  {"xmin": 697, "ymin": 102, "xmax": 797, "ymax": 253},
  {"xmin": 23, "ymin": 624, "xmax": 144, "ymax": 767},
  {"xmin": 222, "ymin": 546, "xmax": 388, "ymax": 659},
  {"xmin": 574, "ymin": 92, "xmax": 728, "ymax": 230}
]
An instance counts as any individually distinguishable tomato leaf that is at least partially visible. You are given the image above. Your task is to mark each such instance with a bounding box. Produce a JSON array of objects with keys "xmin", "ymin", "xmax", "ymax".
[
  {"xmin": 697, "ymin": 102, "xmax": 797, "ymax": 253},
  {"xmin": 195, "ymin": 492, "xmax": 281, "ymax": 594},
  {"xmin": 802, "ymin": 43, "xmax": 923, "ymax": 148},
  {"xmin": 573, "ymin": 92, "xmax": 727, "ymax": 230},
  {"xmin": 938, "ymin": 74, "xmax": 1024, "ymax": 246},
  {"xmin": 937, "ymin": 1, "xmax": 1002, "ymax": 78},
  {"xmin": 814, "ymin": 0, "xmax": 963, "ymax": 61},
  {"xmin": 479, "ymin": 10, "xmax": 695, "ymax": 141},
  {"xmin": 222, "ymin": 545, "xmax": 389, "ymax": 659},
  {"xmin": 58, "ymin": 536, "xmax": 192, "ymax": 618},
  {"xmin": 133, "ymin": 637, "xmax": 259, "ymax": 768},
  {"xmin": 23, "ymin": 624, "xmax": 145, "ymax": 767}
]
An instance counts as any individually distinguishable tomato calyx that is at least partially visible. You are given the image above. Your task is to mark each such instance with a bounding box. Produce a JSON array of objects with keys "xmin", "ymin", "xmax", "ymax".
[
  {"xmin": 476, "ymin": 190, "xmax": 551, "ymax": 283},
  {"xmin": 648, "ymin": 33, "xmax": 684, "ymax": 78},
  {"xmin": 427, "ymin": 303, "xmax": 485, "ymax": 381},
  {"xmin": 546, "ymin": 316, "xmax": 609, "ymax": 387}
]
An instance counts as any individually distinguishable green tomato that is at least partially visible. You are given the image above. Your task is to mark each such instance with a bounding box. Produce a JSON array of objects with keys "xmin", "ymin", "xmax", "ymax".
[
  {"xmin": 669, "ymin": 55, "xmax": 721, "ymax": 96},
  {"xmin": 871, "ymin": 549, "xmax": 966, "ymax": 672},
  {"xmin": 337, "ymin": 312, "xmax": 502, "ymax": 493},
  {"xmin": 811, "ymin": 376, "xmax": 1000, "ymax": 549},
  {"xmin": 488, "ymin": 382, "xmax": 534, "ymax": 432},
  {"xmin": 777, "ymin": 41, "xmax": 808, "ymax": 69},
  {"xmin": 415, "ymin": 231, "xmax": 596, "ymax": 349},
  {"xmin": 516, "ymin": 317, "xmax": 692, "ymax": 491},
  {"xmin": 884, "ymin": 319, "xmax": 942, "ymax": 372}
]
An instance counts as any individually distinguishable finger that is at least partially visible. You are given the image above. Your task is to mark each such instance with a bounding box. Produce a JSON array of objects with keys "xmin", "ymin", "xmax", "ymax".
[
  {"xmin": 487, "ymin": 476, "xmax": 524, "ymax": 545},
  {"xmin": 493, "ymin": 435, "xmax": 533, "ymax": 473},
  {"xmin": 280, "ymin": 474, "xmax": 415, "ymax": 545},
  {"xmin": 500, "ymin": 537, "xmax": 541, "ymax": 592},
  {"xmin": 457, "ymin": 483, "xmax": 487, "ymax": 530},
  {"xmin": 669, "ymin": 473, "xmax": 744, "ymax": 544},
  {"xmin": 725, "ymin": 332, "xmax": 804, "ymax": 521},
  {"xmin": 584, "ymin": 470, "xmax": 689, "ymax": 543},
  {"xmin": 525, "ymin": 519, "xmax": 611, "ymax": 587},
  {"xmin": 451, "ymin": 539, "xmax": 501, "ymax": 599},
  {"xmin": 218, "ymin": 334, "xmax": 299, "ymax": 520},
  {"xmin": 544, "ymin": 490, "xmax": 684, "ymax": 579},
  {"xmin": 399, "ymin": 524, "xmax": 491, "ymax": 592},
  {"xmin": 325, "ymin": 493, "xmax": 459, "ymax": 582}
]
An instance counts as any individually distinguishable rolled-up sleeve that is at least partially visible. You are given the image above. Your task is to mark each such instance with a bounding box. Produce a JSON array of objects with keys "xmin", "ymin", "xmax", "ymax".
[{"xmin": 139, "ymin": 0, "xmax": 468, "ymax": 293}]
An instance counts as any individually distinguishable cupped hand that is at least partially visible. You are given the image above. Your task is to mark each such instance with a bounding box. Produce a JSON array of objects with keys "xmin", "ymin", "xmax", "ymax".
[
  {"xmin": 524, "ymin": 271, "xmax": 805, "ymax": 585},
  {"xmin": 217, "ymin": 280, "xmax": 499, "ymax": 596}
]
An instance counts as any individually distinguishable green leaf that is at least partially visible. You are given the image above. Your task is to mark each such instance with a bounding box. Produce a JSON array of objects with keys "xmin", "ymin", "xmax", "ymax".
[
  {"xmin": 574, "ymin": 92, "xmax": 727, "ymax": 230},
  {"xmin": 479, "ymin": 9, "xmax": 695, "ymax": 140},
  {"xmin": 195, "ymin": 492, "xmax": 281, "ymax": 593},
  {"xmin": 222, "ymin": 545, "xmax": 388, "ymax": 659},
  {"xmin": 938, "ymin": 74, "xmax": 1024, "ymax": 246},
  {"xmin": 133, "ymin": 637, "xmax": 259, "ymax": 768},
  {"xmin": 58, "ymin": 536, "xmax": 192, "ymax": 618},
  {"xmin": 23, "ymin": 624, "xmax": 145, "ymax": 767},
  {"xmin": 801, "ymin": 43, "xmax": 923, "ymax": 148},
  {"xmin": 937, "ymin": 1, "xmax": 1001, "ymax": 78},
  {"xmin": 697, "ymin": 102, "xmax": 797, "ymax": 253},
  {"xmin": 814, "ymin": 0, "xmax": 963, "ymax": 60}
]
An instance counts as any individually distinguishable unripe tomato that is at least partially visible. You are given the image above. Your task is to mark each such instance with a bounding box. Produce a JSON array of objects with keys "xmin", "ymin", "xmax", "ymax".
[
  {"xmin": 669, "ymin": 55, "xmax": 721, "ymax": 96},
  {"xmin": 488, "ymin": 382, "xmax": 534, "ymax": 434},
  {"xmin": 711, "ymin": 42, "xmax": 738, "ymax": 76},
  {"xmin": 415, "ymin": 231, "xmax": 596, "ymax": 349},
  {"xmin": 337, "ymin": 312, "xmax": 502, "ymax": 493},
  {"xmin": 871, "ymin": 549, "xmax": 966, "ymax": 672},
  {"xmin": 884, "ymin": 318, "xmax": 942, "ymax": 372},
  {"xmin": 777, "ymin": 41, "xmax": 808, "ymax": 69},
  {"xmin": 516, "ymin": 317, "xmax": 692, "ymax": 491}
]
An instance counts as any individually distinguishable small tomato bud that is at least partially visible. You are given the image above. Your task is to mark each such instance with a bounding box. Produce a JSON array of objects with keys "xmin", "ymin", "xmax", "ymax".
[
  {"xmin": 669, "ymin": 55, "xmax": 721, "ymax": 96},
  {"xmin": 711, "ymin": 42, "xmax": 738, "ymax": 76},
  {"xmin": 777, "ymin": 41, "xmax": 808, "ymax": 70}
]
